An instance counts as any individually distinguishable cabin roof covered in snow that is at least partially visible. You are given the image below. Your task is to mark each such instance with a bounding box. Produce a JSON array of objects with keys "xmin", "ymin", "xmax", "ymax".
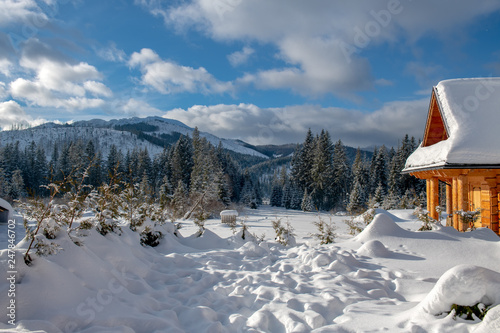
[{"xmin": 404, "ymin": 78, "xmax": 500, "ymax": 173}]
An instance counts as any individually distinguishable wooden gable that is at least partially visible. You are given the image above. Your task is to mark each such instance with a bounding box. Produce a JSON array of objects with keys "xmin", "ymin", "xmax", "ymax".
[{"xmin": 422, "ymin": 89, "xmax": 448, "ymax": 147}]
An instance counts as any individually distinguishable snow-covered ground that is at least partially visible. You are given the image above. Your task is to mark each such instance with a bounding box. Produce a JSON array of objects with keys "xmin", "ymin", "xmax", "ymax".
[{"xmin": 1, "ymin": 206, "xmax": 499, "ymax": 332}]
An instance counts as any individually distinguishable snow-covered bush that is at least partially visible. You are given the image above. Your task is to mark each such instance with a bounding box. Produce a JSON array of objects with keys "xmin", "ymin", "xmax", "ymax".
[
  {"xmin": 272, "ymin": 218, "xmax": 296, "ymax": 246},
  {"xmin": 140, "ymin": 225, "xmax": 164, "ymax": 247},
  {"xmin": 450, "ymin": 303, "xmax": 490, "ymax": 321},
  {"xmin": 85, "ymin": 183, "xmax": 122, "ymax": 236},
  {"xmin": 344, "ymin": 208, "xmax": 375, "ymax": 235},
  {"xmin": 455, "ymin": 209, "xmax": 481, "ymax": 231},
  {"xmin": 413, "ymin": 207, "xmax": 439, "ymax": 231},
  {"xmin": 120, "ymin": 183, "xmax": 149, "ymax": 231},
  {"xmin": 17, "ymin": 183, "xmax": 64, "ymax": 265},
  {"xmin": 311, "ymin": 215, "xmax": 336, "ymax": 244}
]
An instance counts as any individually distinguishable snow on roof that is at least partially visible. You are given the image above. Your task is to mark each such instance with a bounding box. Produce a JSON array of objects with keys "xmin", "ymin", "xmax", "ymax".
[
  {"xmin": 0, "ymin": 197, "xmax": 13, "ymax": 222},
  {"xmin": 220, "ymin": 210, "xmax": 239, "ymax": 216},
  {"xmin": 404, "ymin": 78, "xmax": 500, "ymax": 172}
]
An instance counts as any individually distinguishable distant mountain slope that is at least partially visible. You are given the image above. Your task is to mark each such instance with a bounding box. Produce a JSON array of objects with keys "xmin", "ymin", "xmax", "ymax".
[{"xmin": 0, "ymin": 116, "xmax": 268, "ymax": 159}]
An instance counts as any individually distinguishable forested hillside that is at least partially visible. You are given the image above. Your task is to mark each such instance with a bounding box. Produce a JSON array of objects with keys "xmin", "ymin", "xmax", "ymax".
[{"xmin": 0, "ymin": 123, "xmax": 424, "ymax": 217}]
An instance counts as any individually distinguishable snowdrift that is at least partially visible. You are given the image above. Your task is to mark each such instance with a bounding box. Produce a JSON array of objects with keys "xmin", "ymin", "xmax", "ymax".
[{"xmin": 1, "ymin": 209, "xmax": 499, "ymax": 332}]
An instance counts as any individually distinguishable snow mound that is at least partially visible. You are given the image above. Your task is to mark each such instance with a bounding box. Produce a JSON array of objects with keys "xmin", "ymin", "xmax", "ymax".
[
  {"xmin": 357, "ymin": 240, "xmax": 391, "ymax": 258},
  {"xmin": 355, "ymin": 213, "xmax": 409, "ymax": 243},
  {"xmin": 417, "ymin": 264, "xmax": 500, "ymax": 316},
  {"xmin": 474, "ymin": 305, "xmax": 500, "ymax": 333},
  {"xmin": 373, "ymin": 208, "xmax": 407, "ymax": 222}
]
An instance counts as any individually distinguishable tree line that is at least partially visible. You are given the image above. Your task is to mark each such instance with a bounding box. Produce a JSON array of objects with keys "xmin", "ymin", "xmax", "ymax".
[
  {"xmin": 1, "ymin": 127, "xmax": 424, "ymax": 216},
  {"xmin": 269, "ymin": 130, "xmax": 425, "ymax": 213},
  {"xmin": 0, "ymin": 128, "xmax": 262, "ymax": 218}
]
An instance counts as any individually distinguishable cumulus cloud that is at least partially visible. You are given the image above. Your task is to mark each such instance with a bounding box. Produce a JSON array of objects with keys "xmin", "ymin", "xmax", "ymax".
[
  {"xmin": 97, "ymin": 42, "xmax": 127, "ymax": 63},
  {"xmin": 138, "ymin": 0, "xmax": 500, "ymax": 97},
  {"xmin": 164, "ymin": 99, "xmax": 429, "ymax": 147},
  {"xmin": 9, "ymin": 38, "xmax": 110, "ymax": 110},
  {"xmin": 84, "ymin": 81, "xmax": 113, "ymax": 97},
  {"xmin": 0, "ymin": 0, "xmax": 49, "ymax": 26},
  {"xmin": 227, "ymin": 46, "xmax": 254, "ymax": 67},
  {"xmin": 0, "ymin": 32, "xmax": 16, "ymax": 76},
  {"xmin": 129, "ymin": 48, "xmax": 233, "ymax": 94},
  {"xmin": 0, "ymin": 100, "xmax": 47, "ymax": 130}
]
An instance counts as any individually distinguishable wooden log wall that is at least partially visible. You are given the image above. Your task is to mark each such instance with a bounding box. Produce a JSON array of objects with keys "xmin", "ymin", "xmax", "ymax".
[{"xmin": 411, "ymin": 168, "xmax": 500, "ymax": 236}]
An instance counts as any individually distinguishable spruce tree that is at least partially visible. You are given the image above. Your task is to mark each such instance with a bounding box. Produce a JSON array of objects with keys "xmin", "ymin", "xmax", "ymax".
[
  {"xmin": 281, "ymin": 180, "xmax": 292, "ymax": 209},
  {"xmin": 347, "ymin": 180, "xmax": 365, "ymax": 214},
  {"xmin": 347, "ymin": 148, "xmax": 368, "ymax": 214},
  {"xmin": 332, "ymin": 139, "xmax": 351, "ymax": 209},
  {"xmin": 9, "ymin": 169, "xmax": 25, "ymax": 199},
  {"xmin": 301, "ymin": 189, "xmax": 314, "ymax": 212},
  {"xmin": 170, "ymin": 135, "xmax": 193, "ymax": 191},
  {"xmin": 106, "ymin": 144, "xmax": 122, "ymax": 180},
  {"xmin": 0, "ymin": 168, "xmax": 11, "ymax": 199},
  {"xmin": 171, "ymin": 180, "xmax": 189, "ymax": 219},
  {"xmin": 291, "ymin": 129, "xmax": 315, "ymax": 192},
  {"xmin": 370, "ymin": 145, "xmax": 388, "ymax": 195},
  {"xmin": 310, "ymin": 130, "xmax": 335, "ymax": 210},
  {"xmin": 34, "ymin": 145, "xmax": 48, "ymax": 195}
]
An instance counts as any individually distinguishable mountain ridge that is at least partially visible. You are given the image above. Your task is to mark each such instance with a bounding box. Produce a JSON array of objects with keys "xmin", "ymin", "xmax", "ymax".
[{"xmin": 0, "ymin": 116, "xmax": 269, "ymax": 159}]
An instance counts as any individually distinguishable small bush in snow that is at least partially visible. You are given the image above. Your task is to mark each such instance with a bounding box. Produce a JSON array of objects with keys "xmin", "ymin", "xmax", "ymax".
[
  {"xmin": 17, "ymin": 183, "xmax": 63, "ymax": 265},
  {"xmin": 86, "ymin": 183, "xmax": 122, "ymax": 236},
  {"xmin": 345, "ymin": 216, "xmax": 363, "ymax": 235},
  {"xmin": 344, "ymin": 208, "xmax": 376, "ymax": 235},
  {"xmin": 363, "ymin": 208, "xmax": 376, "ymax": 225},
  {"xmin": 450, "ymin": 303, "xmax": 490, "ymax": 321},
  {"xmin": 413, "ymin": 207, "xmax": 438, "ymax": 231},
  {"xmin": 311, "ymin": 215, "xmax": 336, "ymax": 244},
  {"xmin": 272, "ymin": 218, "xmax": 296, "ymax": 246},
  {"xmin": 140, "ymin": 226, "xmax": 164, "ymax": 247},
  {"xmin": 193, "ymin": 213, "xmax": 208, "ymax": 237},
  {"xmin": 240, "ymin": 222, "xmax": 250, "ymax": 240},
  {"xmin": 120, "ymin": 183, "xmax": 148, "ymax": 231},
  {"xmin": 33, "ymin": 235, "xmax": 62, "ymax": 257},
  {"xmin": 455, "ymin": 209, "xmax": 481, "ymax": 231}
]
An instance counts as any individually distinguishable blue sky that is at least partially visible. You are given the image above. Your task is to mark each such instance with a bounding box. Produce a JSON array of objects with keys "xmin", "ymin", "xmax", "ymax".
[{"xmin": 1, "ymin": 0, "xmax": 500, "ymax": 147}]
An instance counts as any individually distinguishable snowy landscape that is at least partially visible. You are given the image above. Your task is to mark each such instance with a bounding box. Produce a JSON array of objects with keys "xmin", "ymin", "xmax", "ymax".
[
  {"xmin": 1, "ymin": 205, "xmax": 499, "ymax": 332},
  {"xmin": 2, "ymin": 1, "xmax": 500, "ymax": 332}
]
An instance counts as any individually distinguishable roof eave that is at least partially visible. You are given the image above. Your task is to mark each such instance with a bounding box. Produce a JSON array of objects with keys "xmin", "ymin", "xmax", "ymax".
[{"xmin": 402, "ymin": 163, "xmax": 500, "ymax": 174}]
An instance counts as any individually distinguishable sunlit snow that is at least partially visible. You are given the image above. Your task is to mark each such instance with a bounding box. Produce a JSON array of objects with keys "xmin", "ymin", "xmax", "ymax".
[{"xmin": 1, "ymin": 206, "xmax": 499, "ymax": 332}]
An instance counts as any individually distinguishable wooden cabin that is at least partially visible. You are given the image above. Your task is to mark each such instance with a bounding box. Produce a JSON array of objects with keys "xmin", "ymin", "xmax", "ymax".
[{"xmin": 403, "ymin": 78, "xmax": 500, "ymax": 235}]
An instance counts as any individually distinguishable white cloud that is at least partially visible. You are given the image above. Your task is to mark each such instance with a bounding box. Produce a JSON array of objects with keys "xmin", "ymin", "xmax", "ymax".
[
  {"xmin": 0, "ymin": 32, "xmax": 15, "ymax": 76},
  {"xmin": 9, "ymin": 38, "xmax": 111, "ymax": 110},
  {"xmin": 129, "ymin": 48, "xmax": 233, "ymax": 94},
  {"xmin": 227, "ymin": 46, "xmax": 254, "ymax": 67},
  {"xmin": 164, "ymin": 99, "xmax": 429, "ymax": 147},
  {"xmin": 139, "ymin": 0, "xmax": 500, "ymax": 97},
  {"xmin": 0, "ymin": 0, "xmax": 49, "ymax": 26},
  {"xmin": 10, "ymin": 78, "xmax": 106, "ymax": 110},
  {"xmin": 0, "ymin": 100, "xmax": 47, "ymax": 130},
  {"xmin": 97, "ymin": 42, "xmax": 126, "ymax": 63},
  {"xmin": 0, "ymin": 81, "xmax": 7, "ymax": 99},
  {"xmin": 84, "ymin": 81, "xmax": 113, "ymax": 97}
]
